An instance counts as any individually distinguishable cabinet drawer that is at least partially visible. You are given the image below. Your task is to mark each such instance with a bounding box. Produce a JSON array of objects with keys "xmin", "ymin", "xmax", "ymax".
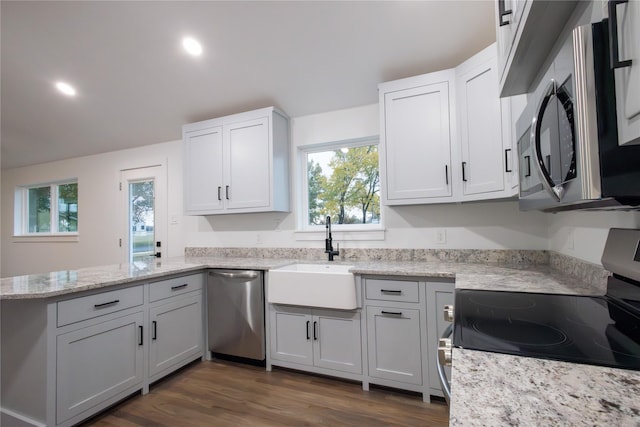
[
  {"xmin": 365, "ymin": 279, "xmax": 419, "ymax": 303},
  {"xmin": 149, "ymin": 274, "xmax": 203, "ymax": 302},
  {"xmin": 57, "ymin": 285, "xmax": 144, "ymax": 327}
]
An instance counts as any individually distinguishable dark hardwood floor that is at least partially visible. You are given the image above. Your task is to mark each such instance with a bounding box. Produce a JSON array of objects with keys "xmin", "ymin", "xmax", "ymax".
[{"xmin": 82, "ymin": 360, "xmax": 450, "ymax": 426}]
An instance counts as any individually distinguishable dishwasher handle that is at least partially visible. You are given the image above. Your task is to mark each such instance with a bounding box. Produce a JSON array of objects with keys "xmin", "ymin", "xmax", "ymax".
[{"xmin": 209, "ymin": 270, "xmax": 260, "ymax": 280}]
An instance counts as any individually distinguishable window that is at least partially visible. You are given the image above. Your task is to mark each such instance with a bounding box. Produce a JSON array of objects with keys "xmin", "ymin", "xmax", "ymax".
[
  {"xmin": 16, "ymin": 181, "xmax": 78, "ymax": 235},
  {"xmin": 301, "ymin": 139, "xmax": 381, "ymax": 230}
]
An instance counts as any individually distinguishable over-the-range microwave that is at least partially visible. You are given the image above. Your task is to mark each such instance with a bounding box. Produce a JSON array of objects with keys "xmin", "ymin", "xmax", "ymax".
[{"xmin": 516, "ymin": 19, "xmax": 640, "ymax": 212}]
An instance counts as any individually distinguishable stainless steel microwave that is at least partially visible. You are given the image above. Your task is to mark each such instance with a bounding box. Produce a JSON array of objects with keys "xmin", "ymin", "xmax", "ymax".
[{"xmin": 516, "ymin": 19, "xmax": 640, "ymax": 212}]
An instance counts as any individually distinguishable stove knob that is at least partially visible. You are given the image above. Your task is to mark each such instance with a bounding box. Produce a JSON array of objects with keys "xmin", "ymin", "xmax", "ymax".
[
  {"xmin": 438, "ymin": 338, "xmax": 452, "ymax": 367},
  {"xmin": 443, "ymin": 305, "xmax": 454, "ymax": 323}
]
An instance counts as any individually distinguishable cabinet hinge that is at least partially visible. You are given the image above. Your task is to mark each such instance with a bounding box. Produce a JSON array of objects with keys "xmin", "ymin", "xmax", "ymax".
[{"xmin": 119, "ymin": 182, "xmax": 122, "ymax": 191}]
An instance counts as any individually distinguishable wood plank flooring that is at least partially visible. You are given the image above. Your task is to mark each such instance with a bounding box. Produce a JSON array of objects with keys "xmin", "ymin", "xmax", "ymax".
[{"xmin": 82, "ymin": 360, "xmax": 449, "ymax": 427}]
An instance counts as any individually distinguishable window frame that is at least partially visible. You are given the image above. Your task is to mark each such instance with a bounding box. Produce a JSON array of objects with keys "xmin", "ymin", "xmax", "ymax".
[
  {"xmin": 295, "ymin": 137, "xmax": 384, "ymax": 241},
  {"xmin": 14, "ymin": 179, "xmax": 79, "ymax": 239}
]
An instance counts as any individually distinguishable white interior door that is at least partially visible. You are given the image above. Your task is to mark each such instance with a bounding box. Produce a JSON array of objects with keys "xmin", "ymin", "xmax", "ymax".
[{"xmin": 120, "ymin": 165, "xmax": 167, "ymax": 263}]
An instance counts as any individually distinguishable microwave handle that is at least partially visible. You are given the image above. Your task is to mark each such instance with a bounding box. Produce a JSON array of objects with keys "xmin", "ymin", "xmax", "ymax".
[
  {"xmin": 531, "ymin": 79, "xmax": 564, "ymax": 202},
  {"xmin": 608, "ymin": 0, "xmax": 633, "ymax": 69}
]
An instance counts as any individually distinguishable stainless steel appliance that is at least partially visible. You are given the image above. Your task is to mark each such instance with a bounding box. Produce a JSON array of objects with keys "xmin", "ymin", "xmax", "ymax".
[
  {"xmin": 207, "ymin": 270, "xmax": 265, "ymax": 361},
  {"xmin": 437, "ymin": 228, "xmax": 640, "ymax": 403},
  {"xmin": 516, "ymin": 19, "xmax": 640, "ymax": 212}
]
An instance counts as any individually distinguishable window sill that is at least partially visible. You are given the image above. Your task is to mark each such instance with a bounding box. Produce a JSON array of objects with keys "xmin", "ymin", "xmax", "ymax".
[
  {"xmin": 294, "ymin": 227, "xmax": 385, "ymax": 242},
  {"xmin": 13, "ymin": 234, "xmax": 79, "ymax": 243}
]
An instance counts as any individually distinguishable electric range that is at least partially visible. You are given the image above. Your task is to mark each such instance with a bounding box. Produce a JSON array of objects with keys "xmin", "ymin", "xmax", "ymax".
[{"xmin": 452, "ymin": 228, "xmax": 640, "ymax": 371}]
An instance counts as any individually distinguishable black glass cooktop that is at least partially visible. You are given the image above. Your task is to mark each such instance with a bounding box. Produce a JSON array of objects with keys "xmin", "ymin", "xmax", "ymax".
[{"xmin": 453, "ymin": 280, "xmax": 640, "ymax": 371}]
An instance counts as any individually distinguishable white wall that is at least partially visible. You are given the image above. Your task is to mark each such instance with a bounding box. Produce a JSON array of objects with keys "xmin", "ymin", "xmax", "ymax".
[
  {"xmin": 547, "ymin": 210, "xmax": 640, "ymax": 264},
  {"xmin": 1, "ymin": 141, "xmax": 185, "ymax": 277},
  {"xmin": 184, "ymin": 104, "xmax": 550, "ymax": 251},
  {"xmin": 3, "ymin": 104, "xmax": 639, "ymax": 277}
]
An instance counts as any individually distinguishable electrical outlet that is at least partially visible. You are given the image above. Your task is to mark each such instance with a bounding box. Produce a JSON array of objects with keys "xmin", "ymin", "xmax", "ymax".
[
  {"xmin": 436, "ymin": 229, "xmax": 447, "ymax": 245},
  {"xmin": 256, "ymin": 232, "xmax": 263, "ymax": 244},
  {"xmin": 567, "ymin": 230, "xmax": 574, "ymax": 250}
]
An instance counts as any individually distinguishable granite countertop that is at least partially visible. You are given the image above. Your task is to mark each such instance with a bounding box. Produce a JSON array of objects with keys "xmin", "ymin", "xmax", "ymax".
[
  {"xmin": 447, "ymin": 278, "xmax": 640, "ymax": 426},
  {"xmin": 0, "ymin": 256, "xmax": 603, "ymax": 300},
  {"xmin": 2, "ymin": 254, "xmax": 637, "ymax": 424},
  {"xmin": 450, "ymin": 349, "xmax": 640, "ymax": 426}
]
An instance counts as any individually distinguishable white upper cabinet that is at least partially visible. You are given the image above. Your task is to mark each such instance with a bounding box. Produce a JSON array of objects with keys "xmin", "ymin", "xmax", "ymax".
[
  {"xmin": 495, "ymin": 0, "xmax": 527, "ymax": 81},
  {"xmin": 495, "ymin": 0, "xmax": 579, "ymax": 96},
  {"xmin": 457, "ymin": 45, "xmax": 507, "ymax": 198},
  {"xmin": 224, "ymin": 117, "xmax": 271, "ymax": 210},
  {"xmin": 183, "ymin": 107, "xmax": 290, "ymax": 215},
  {"xmin": 456, "ymin": 44, "xmax": 519, "ymax": 200},
  {"xmin": 611, "ymin": 0, "xmax": 640, "ymax": 146},
  {"xmin": 379, "ymin": 45, "xmax": 519, "ymax": 206},
  {"xmin": 184, "ymin": 126, "xmax": 224, "ymax": 213},
  {"xmin": 379, "ymin": 70, "xmax": 455, "ymax": 205}
]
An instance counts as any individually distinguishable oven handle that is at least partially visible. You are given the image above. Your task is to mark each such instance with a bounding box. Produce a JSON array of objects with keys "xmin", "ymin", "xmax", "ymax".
[{"xmin": 437, "ymin": 324, "xmax": 453, "ymax": 405}]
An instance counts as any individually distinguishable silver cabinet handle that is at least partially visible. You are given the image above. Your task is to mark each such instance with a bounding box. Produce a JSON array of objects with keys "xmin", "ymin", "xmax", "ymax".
[
  {"xmin": 443, "ymin": 305, "xmax": 454, "ymax": 323},
  {"xmin": 209, "ymin": 271, "xmax": 259, "ymax": 279}
]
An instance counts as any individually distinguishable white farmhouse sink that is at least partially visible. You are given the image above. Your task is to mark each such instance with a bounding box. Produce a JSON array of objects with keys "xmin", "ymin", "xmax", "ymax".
[{"xmin": 268, "ymin": 263, "xmax": 356, "ymax": 309}]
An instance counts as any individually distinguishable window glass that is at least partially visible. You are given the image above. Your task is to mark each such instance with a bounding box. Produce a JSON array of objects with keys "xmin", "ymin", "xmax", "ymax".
[
  {"xmin": 58, "ymin": 183, "xmax": 78, "ymax": 232},
  {"xmin": 28, "ymin": 186, "xmax": 51, "ymax": 232},
  {"xmin": 18, "ymin": 181, "xmax": 78, "ymax": 235},
  {"xmin": 306, "ymin": 144, "xmax": 380, "ymax": 226}
]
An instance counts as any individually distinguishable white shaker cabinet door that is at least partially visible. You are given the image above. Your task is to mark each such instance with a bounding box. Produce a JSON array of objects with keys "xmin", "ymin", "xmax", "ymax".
[
  {"xmin": 184, "ymin": 126, "xmax": 224, "ymax": 213},
  {"xmin": 366, "ymin": 306, "xmax": 422, "ymax": 385},
  {"xmin": 269, "ymin": 305, "xmax": 314, "ymax": 366},
  {"xmin": 148, "ymin": 294, "xmax": 203, "ymax": 379},
  {"xmin": 224, "ymin": 116, "xmax": 271, "ymax": 210},
  {"xmin": 613, "ymin": 0, "xmax": 640, "ymax": 146},
  {"xmin": 56, "ymin": 312, "xmax": 144, "ymax": 424},
  {"xmin": 382, "ymin": 82, "xmax": 452, "ymax": 203},
  {"xmin": 312, "ymin": 309, "xmax": 362, "ymax": 375},
  {"xmin": 457, "ymin": 50, "xmax": 505, "ymax": 196}
]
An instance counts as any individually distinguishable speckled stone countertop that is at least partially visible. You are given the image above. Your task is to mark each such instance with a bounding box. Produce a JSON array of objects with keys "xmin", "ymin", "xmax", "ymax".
[
  {"xmin": 450, "ymin": 349, "xmax": 640, "ymax": 426},
  {"xmin": 448, "ymin": 278, "xmax": 640, "ymax": 426},
  {"xmin": 0, "ymin": 256, "xmax": 605, "ymax": 300}
]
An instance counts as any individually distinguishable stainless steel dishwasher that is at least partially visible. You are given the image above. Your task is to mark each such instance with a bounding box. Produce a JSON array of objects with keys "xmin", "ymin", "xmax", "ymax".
[{"xmin": 207, "ymin": 270, "xmax": 265, "ymax": 361}]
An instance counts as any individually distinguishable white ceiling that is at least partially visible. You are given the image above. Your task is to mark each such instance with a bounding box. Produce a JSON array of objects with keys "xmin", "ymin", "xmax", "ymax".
[{"xmin": 1, "ymin": 1, "xmax": 495, "ymax": 169}]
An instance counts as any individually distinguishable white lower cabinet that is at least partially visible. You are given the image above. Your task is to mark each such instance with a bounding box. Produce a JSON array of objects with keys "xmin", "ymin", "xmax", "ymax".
[
  {"xmin": 361, "ymin": 276, "xmax": 454, "ymax": 402},
  {"xmin": 147, "ymin": 273, "xmax": 204, "ymax": 382},
  {"xmin": 148, "ymin": 293, "xmax": 203, "ymax": 381},
  {"xmin": 366, "ymin": 307, "xmax": 422, "ymax": 385},
  {"xmin": 0, "ymin": 274, "xmax": 205, "ymax": 427},
  {"xmin": 269, "ymin": 305, "xmax": 362, "ymax": 375},
  {"xmin": 56, "ymin": 311, "xmax": 145, "ymax": 424}
]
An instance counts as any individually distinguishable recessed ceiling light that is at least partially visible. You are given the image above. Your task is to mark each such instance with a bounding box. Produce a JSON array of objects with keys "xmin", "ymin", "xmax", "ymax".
[
  {"xmin": 55, "ymin": 81, "xmax": 77, "ymax": 97},
  {"xmin": 182, "ymin": 37, "xmax": 203, "ymax": 56}
]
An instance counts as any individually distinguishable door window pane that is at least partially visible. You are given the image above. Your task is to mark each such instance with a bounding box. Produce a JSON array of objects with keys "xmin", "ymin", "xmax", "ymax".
[
  {"xmin": 28, "ymin": 186, "xmax": 51, "ymax": 232},
  {"xmin": 129, "ymin": 180, "xmax": 155, "ymax": 262}
]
